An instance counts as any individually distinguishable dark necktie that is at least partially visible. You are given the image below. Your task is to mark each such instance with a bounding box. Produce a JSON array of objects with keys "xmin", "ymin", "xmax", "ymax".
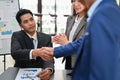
[{"xmin": 31, "ymin": 38, "xmax": 34, "ymax": 49}]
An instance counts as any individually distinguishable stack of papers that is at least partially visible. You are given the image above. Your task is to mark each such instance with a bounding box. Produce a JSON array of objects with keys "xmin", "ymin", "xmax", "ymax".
[{"xmin": 15, "ymin": 68, "xmax": 42, "ymax": 80}]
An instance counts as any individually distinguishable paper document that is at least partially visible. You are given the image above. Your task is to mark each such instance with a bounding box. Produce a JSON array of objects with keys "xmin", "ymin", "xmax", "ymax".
[{"xmin": 15, "ymin": 68, "xmax": 42, "ymax": 80}]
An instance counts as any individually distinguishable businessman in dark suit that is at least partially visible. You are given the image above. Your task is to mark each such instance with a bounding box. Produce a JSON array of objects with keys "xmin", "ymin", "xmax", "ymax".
[
  {"xmin": 40, "ymin": 0, "xmax": 120, "ymax": 80},
  {"xmin": 11, "ymin": 9, "xmax": 54, "ymax": 80}
]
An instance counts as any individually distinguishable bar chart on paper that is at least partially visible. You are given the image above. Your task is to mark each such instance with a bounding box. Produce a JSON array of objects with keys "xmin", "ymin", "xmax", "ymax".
[{"xmin": 15, "ymin": 68, "xmax": 41, "ymax": 80}]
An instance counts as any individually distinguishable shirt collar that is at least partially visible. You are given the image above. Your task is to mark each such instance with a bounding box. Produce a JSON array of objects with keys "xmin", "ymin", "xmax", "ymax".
[
  {"xmin": 87, "ymin": 0, "xmax": 102, "ymax": 22},
  {"xmin": 26, "ymin": 32, "xmax": 37, "ymax": 41},
  {"xmin": 75, "ymin": 15, "xmax": 84, "ymax": 23}
]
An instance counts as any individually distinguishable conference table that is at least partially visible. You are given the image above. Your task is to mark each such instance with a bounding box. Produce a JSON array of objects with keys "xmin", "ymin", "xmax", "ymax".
[{"xmin": 0, "ymin": 67, "xmax": 72, "ymax": 80}]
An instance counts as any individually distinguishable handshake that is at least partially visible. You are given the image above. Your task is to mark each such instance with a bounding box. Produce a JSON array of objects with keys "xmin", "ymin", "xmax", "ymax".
[
  {"xmin": 32, "ymin": 33, "xmax": 68, "ymax": 61},
  {"xmin": 32, "ymin": 47, "xmax": 54, "ymax": 61}
]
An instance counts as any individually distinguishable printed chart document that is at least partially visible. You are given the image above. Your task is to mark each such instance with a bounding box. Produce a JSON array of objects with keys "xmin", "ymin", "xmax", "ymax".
[{"xmin": 15, "ymin": 68, "xmax": 42, "ymax": 80}]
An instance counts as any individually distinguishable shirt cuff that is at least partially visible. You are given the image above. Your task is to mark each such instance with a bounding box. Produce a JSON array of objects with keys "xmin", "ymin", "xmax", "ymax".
[
  {"xmin": 30, "ymin": 49, "xmax": 36, "ymax": 60},
  {"xmin": 45, "ymin": 67, "xmax": 54, "ymax": 74}
]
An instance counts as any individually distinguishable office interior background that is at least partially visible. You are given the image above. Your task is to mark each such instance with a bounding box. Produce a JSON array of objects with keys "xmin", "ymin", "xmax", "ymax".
[{"xmin": 0, "ymin": 0, "xmax": 120, "ymax": 74}]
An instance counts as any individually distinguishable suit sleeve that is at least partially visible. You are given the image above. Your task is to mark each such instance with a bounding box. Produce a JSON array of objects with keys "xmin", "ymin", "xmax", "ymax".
[
  {"xmin": 11, "ymin": 32, "xmax": 31, "ymax": 61},
  {"xmin": 53, "ymin": 35, "xmax": 85, "ymax": 58}
]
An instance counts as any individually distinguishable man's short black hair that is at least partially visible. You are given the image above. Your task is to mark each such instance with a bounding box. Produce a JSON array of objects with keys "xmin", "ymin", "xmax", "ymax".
[{"xmin": 16, "ymin": 9, "xmax": 33, "ymax": 24}]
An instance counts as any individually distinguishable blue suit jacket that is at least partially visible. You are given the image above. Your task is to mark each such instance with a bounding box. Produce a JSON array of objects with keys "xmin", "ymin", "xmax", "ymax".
[{"xmin": 54, "ymin": 0, "xmax": 120, "ymax": 80}]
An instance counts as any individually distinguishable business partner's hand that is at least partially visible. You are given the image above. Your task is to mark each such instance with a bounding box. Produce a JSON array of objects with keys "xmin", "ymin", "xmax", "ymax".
[
  {"xmin": 37, "ymin": 69, "xmax": 51, "ymax": 80},
  {"xmin": 32, "ymin": 48, "xmax": 52, "ymax": 61},
  {"xmin": 39, "ymin": 47, "xmax": 54, "ymax": 61},
  {"xmin": 52, "ymin": 33, "xmax": 69, "ymax": 45}
]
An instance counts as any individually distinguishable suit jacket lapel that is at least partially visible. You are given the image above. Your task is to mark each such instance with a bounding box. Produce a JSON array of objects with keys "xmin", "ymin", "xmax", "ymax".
[
  {"xmin": 73, "ymin": 16, "xmax": 87, "ymax": 40},
  {"xmin": 66, "ymin": 16, "xmax": 76, "ymax": 37},
  {"xmin": 21, "ymin": 30, "xmax": 33, "ymax": 49}
]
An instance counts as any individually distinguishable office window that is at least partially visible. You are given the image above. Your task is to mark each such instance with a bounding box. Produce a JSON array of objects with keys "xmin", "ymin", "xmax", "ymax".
[
  {"xmin": 19, "ymin": 0, "xmax": 38, "ymax": 23},
  {"xmin": 19, "ymin": 0, "xmax": 72, "ymax": 34},
  {"xmin": 42, "ymin": 0, "xmax": 55, "ymax": 34},
  {"xmin": 42, "ymin": 0, "xmax": 72, "ymax": 34},
  {"xmin": 19, "ymin": 0, "xmax": 38, "ymax": 13}
]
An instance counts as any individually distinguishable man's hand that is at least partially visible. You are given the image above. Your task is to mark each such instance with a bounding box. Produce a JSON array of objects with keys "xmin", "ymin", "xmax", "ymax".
[
  {"xmin": 32, "ymin": 47, "xmax": 54, "ymax": 61},
  {"xmin": 39, "ymin": 47, "xmax": 54, "ymax": 61},
  {"xmin": 32, "ymin": 48, "xmax": 49, "ymax": 59},
  {"xmin": 36, "ymin": 69, "xmax": 51, "ymax": 80}
]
